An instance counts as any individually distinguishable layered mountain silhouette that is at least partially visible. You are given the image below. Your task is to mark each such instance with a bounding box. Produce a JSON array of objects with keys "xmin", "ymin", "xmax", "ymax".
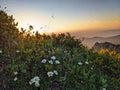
[
  {"xmin": 72, "ymin": 29, "xmax": 120, "ymax": 38},
  {"xmin": 82, "ymin": 35, "xmax": 120, "ymax": 48}
]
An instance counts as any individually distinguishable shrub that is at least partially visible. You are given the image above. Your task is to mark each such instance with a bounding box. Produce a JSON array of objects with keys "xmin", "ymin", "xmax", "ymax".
[{"xmin": 0, "ymin": 9, "xmax": 120, "ymax": 90}]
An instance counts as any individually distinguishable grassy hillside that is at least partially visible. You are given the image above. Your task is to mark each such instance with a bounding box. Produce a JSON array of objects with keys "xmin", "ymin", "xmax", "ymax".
[{"xmin": 0, "ymin": 10, "xmax": 120, "ymax": 90}]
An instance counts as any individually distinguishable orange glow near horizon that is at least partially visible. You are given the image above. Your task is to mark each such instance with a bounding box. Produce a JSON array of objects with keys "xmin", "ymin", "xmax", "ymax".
[
  {"xmin": 17, "ymin": 17, "xmax": 120, "ymax": 34},
  {"xmin": 2, "ymin": 0, "xmax": 120, "ymax": 34},
  {"xmin": 66, "ymin": 17, "xmax": 120, "ymax": 32},
  {"xmin": 16, "ymin": 13, "xmax": 120, "ymax": 34}
]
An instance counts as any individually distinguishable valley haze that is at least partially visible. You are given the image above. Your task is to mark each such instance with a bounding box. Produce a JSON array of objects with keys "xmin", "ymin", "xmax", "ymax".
[{"xmin": 71, "ymin": 29, "xmax": 120, "ymax": 48}]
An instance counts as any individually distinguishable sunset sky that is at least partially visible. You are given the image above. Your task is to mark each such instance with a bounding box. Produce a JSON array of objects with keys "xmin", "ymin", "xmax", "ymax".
[{"xmin": 1, "ymin": 0, "xmax": 120, "ymax": 34}]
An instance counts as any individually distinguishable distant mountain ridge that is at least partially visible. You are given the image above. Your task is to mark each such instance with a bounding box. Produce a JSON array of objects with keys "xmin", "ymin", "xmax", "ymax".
[
  {"xmin": 91, "ymin": 35, "xmax": 120, "ymax": 38},
  {"xmin": 82, "ymin": 35, "xmax": 120, "ymax": 48},
  {"xmin": 71, "ymin": 29, "xmax": 120, "ymax": 38},
  {"xmin": 93, "ymin": 42, "xmax": 120, "ymax": 53}
]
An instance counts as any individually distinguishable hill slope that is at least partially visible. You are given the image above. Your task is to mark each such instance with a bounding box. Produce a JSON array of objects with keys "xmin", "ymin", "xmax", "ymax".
[{"xmin": 93, "ymin": 42, "xmax": 120, "ymax": 53}]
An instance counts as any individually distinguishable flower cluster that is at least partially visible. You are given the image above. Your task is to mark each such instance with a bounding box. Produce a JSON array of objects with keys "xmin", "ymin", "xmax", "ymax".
[
  {"xmin": 53, "ymin": 70, "xmax": 58, "ymax": 75},
  {"xmin": 13, "ymin": 71, "xmax": 18, "ymax": 81},
  {"xmin": 47, "ymin": 70, "xmax": 58, "ymax": 77},
  {"xmin": 0, "ymin": 50, "xmax": 20, "ymax": 54},
  {"xmin": 78, "ymin": 61, "xmax": 89, "ymax": 65},
  {"xmin": 48, "ymin": 60, "xmax": 53, "ymax": 64},
  {"xmin": 29, "ymin": 76, "xmax": 40, "ymax": 87},
  {"xmin": 41, "ymin": 56, "xmax": 60, "ymax": 65}
]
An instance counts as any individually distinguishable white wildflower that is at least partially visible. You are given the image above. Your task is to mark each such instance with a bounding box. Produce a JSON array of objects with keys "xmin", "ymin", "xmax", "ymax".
[
  {"xmin": 47, "ymin": 71, "xmax": 54, "ymax": 77},
  {"xmin": 103, "ymin": 88, "xmax": 106, "ymax": 90},
  {"xmin": 55, "ymin": 60, "xmax": 60, "ymax": 64},
  {"xmin": 53, "ymin": 70, "xmax": 58, "ymax": 75},
  {"xmin": 48, "ymin": 60, "xmax": 53, "ymax": 64},
  {"xmin": 35, "ymin": 81, "xmax": 40, "ymax": 87},
  {"xmin": 34, "ymin": 76, "xmax": 40, "ymax": 82},
  {"xmin": 85, "ymin": 61, "xmax": 89, "ymax": 64},
  {"xmin": 51, "ymin": 56, "xmax": 56, "ymax": 60},
  {"xmin": 91, "ymin": 67, "xmax": 94, "ymax": 70},
  {"xmin": 16, "ymin": 50, "xmax": 20, "ymax": 53},
  {"xmin": 64, "ymin": 50, "xmax": 67, "ymax": 53},
  {"xmin": 41, "ymin": 59, "xmax": 47, "ymax": 63},
  {"xmin": 29, "ymin": 78, "xmax": 35, "ymax": 84},
  {"xmin": 78, "ymin": 62, "xmax": 83, "ymax": 65},
  {"xmin": 0, "ymin": 50, "xmax": 2, "ymax": 53},
  {"xmin": 29, "ymin": 81, "xmax": 33, "ymax": 85},
  {"xmin": 14, "ymin": 71, "xmax": 18, "ymax": 75},
  {"xmin": 14, "ymin": 77, "xmax": 18, "ymax": 81},
  {"xmin": 29, "ymin": 76, "xmax": 40, "ymax": 85}
]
